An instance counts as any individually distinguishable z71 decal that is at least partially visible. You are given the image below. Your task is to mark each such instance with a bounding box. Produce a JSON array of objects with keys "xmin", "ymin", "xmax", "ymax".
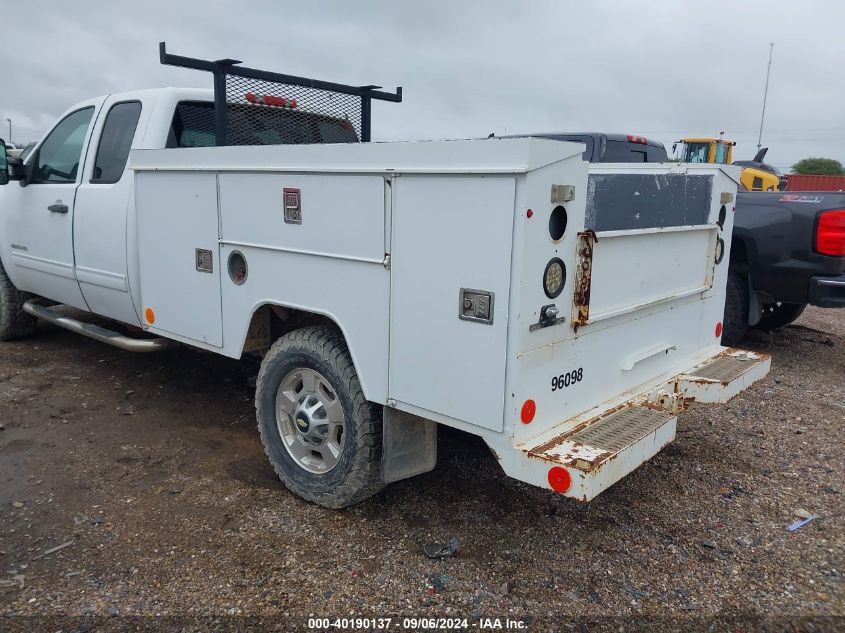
[
  {"xmin": 779, "ymin": 194, "xmax": 823, "ymax": 203},
  {"xmin": 552, "ymin": 368, "xmax": 583, "ymax": 391}
]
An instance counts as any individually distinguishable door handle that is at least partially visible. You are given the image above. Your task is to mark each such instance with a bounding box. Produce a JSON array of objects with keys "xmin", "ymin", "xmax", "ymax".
[{"xmin": 47, "ymin": 202, "xmax": 68, "ymax": 214}]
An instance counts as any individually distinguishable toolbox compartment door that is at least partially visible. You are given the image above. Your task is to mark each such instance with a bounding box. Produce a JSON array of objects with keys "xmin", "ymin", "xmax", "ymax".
[
  {"xmin": 388, "ymin": 174, "xmax": 515, "ymax": 431},
  {"xmin": 135, "ymin": 171, "xmax": 223, "ymax": 347}
]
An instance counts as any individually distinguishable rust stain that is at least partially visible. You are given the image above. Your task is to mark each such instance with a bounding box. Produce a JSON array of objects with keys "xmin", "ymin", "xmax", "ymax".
[
  {"xmin": 565, "ymin": 447, "xmax": 615, "ymax": 472},
  {"xmin": 527, "ymin": 400, "xmax": 629, "ymax": 457},
  {"xmin": 571, "ymin": 230, "xmax": 598, "ymax": 332}
]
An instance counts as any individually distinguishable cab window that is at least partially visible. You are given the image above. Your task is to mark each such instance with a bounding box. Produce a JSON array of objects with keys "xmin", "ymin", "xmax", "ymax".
[
  {"xmin": 91, "ymin": 102, "xmax": 142, "ymax": 184},
  {"xmin": 167, "ymin": 102, "xmax": 216, "ymax": 148},
  {"xmin": 682, "ymin": 142, "xmax": 710, "ymax": 163},
  {"xmin": 166, "ymin": 100, "xmax": 360, "ymax": 147},
  {"xmin": 713, "ymin": 143, "xmax": 730, "ymax": 164},
  {"xmin": 34, "ymin": 107, "xmax": 95, "ymax": 183}
]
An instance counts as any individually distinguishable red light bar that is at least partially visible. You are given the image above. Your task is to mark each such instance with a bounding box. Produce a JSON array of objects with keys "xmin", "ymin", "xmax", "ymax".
[
  {"xmin": 816, "ymin": 209, "xmax": 845, "ymax": 257},
  {"xmin": 244, "ymin": 92, "xmax": 298, "ymax": 109},
  {"xmin": 627, "ymin": 134, "xmax": 648, "ymax": 145}
]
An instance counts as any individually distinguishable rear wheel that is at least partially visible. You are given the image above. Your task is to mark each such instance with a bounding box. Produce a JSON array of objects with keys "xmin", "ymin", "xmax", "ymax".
[
  {"xmin": 255, "ymin": 325, "xmax": 384, "ymax": 508},
  {"xmin": 0, "ymin": 259, "xmax": 36, "ymax": 341},
  {"xmin": 721, "ymin": 270, "xmax": 749, "ymax": 347},
  {"xmin": 754, "ymin": 302, "xmax": 807, "ymax": 332}
]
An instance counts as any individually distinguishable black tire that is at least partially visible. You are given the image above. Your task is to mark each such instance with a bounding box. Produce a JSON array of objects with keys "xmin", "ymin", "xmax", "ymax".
[
  {"xmin": 0, "ymin": 258, "xmax": 36, "ymax": 341},
  {"xmin": 255, "ymin": 325, "xmax": 384, "ymax": 508},
  {"xmin": 754, "ymin": 302, "xmax": 807, "ymax": 332},
  {"xmin": 721, "ymin": 270, "xmax": 749, "ymax": 347}
]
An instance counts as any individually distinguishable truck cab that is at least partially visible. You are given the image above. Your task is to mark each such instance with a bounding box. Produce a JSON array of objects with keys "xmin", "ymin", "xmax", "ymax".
[
  {"xmin": 0, "ymin": 87, "xmax": 360, "ymax": 328},
  {"xmin": 2, "ymin": 89, "xmax": 206, "ymax": 324}
]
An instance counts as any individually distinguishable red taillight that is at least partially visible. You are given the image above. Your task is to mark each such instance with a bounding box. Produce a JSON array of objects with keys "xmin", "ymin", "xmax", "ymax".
[
  {"xmin": 816, "ymin": 210, "xmax": 845, "ymax": 257},
  {"xmin": 627, "ymin": 134, "xmax": 648, "ymax": 145}
]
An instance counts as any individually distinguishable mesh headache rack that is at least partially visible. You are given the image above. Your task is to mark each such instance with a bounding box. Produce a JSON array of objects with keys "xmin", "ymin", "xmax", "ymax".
[{"xmin": 159, "ymin": 42, "xmax": 402, "ymax": 146}]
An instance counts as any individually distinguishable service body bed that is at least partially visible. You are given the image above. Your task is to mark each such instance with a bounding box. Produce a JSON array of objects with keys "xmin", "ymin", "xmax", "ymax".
[{"xmin": 130, "ymin": 138, "xmax": 769, "ymax": 499}]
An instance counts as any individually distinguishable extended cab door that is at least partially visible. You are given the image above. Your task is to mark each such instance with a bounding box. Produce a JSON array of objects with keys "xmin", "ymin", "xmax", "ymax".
[
  {"xmin": 74, "ymin": 97, "xmax": 149, "ymax": 325},
  {"xmin": 2, "ymin": 100, "xmax": 103, "ymax": 308}
]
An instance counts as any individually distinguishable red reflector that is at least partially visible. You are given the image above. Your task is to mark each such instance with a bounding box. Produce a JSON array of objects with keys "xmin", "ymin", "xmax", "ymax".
[
  {"xmin": 520, "ymin": 399, "xmax": 536, "ymax": 424},
  {"xmin": 627, "ymin": 134, "xmax": 648, "ymax": 145},
  {"xmin": 816, "ymin": 210, "xmax": 845, "ymax": 257},
  {"xmin": 715, "ymin": 322, "xmax": 723, "ymax": 338},
  {"xmin": 548, "ymin": 467, "xmax": 572, "ymax": 493},
  {"xmin": 526, "ymin": 209, "xmax": 534, "ymax": 218}
]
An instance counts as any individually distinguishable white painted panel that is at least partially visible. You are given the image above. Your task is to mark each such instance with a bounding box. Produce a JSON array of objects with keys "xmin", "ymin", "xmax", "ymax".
[
  {"xmin": 588, "ymin": 227, "xmax": 715, "ymax": 320},
  {"xmin": 218, "ymin": 246, "xmax": 390, "ymax": 403},
  {"xmin": 389, "ymin": 175, "xmax": 515, "ymax": 431},
  {"xmin": 505, "ymin": 165, "xmax": 737, "ymax": 448},
  {"xmin": 218, "ymin": 173, "xmax": 386, "ymax": 261},
  {"xmin": 135, "ymin": 171, "xmax": 223, "ymax": 346}
]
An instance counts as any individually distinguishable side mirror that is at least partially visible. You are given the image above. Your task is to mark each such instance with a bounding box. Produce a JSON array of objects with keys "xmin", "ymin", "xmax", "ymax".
[{"xmin": 0, "ymin": 139, "xmax": 8, "ymax": 185}]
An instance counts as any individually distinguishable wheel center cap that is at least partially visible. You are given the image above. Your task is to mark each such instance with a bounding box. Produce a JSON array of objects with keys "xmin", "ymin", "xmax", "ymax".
[{"xmin": 294, "ymin": 413, "xmax": 310, "ymax": 434}]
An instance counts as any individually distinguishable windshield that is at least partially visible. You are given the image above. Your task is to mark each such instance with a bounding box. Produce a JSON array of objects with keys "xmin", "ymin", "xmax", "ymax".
[{"xmin": 681, "ymin": 142, "xmax": 711, "ymax": 163}]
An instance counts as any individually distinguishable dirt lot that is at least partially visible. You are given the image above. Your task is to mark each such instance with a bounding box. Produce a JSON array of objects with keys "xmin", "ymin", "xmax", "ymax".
[{"xmin": 0, "ymin": 308, "xmax": 842, "ymax": 631}]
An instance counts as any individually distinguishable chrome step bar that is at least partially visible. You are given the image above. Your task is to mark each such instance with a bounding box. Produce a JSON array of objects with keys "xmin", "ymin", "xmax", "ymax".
[{"xmin": 22, "ymin": 299, "xmax": 177, "ymax": 352}]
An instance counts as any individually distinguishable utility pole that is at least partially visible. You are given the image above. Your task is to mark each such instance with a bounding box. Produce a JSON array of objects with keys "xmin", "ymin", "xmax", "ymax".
[
  {"xmin": 5, "ymin": 118, "xmax": 10, "ymax": 144},
  {"xmin": 757, "ymin": 42, "xmax": 774, "ymax": 151}
]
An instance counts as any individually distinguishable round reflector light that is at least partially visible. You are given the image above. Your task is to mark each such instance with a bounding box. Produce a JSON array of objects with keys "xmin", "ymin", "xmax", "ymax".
[
  {"xmin": 548, "ymin": 466, "xmax": 572, "ymax": 493},
  {"xmin": 543, "ymin": 258, "xmax": 565, "ymax": 299},
  {"xmin": 520, "ymin": 399, "xmax": 536, "ymax": 424},
  {"xmin": 715, "ymin": 321, "xmax": 723, "ymax": 338}
]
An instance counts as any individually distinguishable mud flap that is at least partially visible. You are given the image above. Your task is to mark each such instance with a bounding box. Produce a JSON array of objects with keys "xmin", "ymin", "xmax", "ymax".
[{"xmin": 381, "ymin": 408, "xmax": 437, "ymax": 483}]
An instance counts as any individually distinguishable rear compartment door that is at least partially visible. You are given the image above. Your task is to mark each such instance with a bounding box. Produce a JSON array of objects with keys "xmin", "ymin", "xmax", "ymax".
[
  {"xmin": 389, "ymin": 174, "xmax": 515, "ymax": 431},
  {"xmin": 578, "ymin": 166, "xmax": 722, "ymax": 326}
]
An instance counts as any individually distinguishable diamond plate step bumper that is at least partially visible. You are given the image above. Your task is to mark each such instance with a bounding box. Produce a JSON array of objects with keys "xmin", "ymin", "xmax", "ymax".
[
  {"xmin": 507, "ymin": 347, "xmax": 770, "ymax": 501},
  {"xmin": 676, "ymin": 348, "xmax": 771, "ymax": 404},
  {"xmin": 519, "ymin": 405, "xmax": 677, "ymax": 501}
]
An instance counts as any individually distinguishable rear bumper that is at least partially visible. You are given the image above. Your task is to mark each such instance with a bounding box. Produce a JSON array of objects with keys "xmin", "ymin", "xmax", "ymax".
[
  {"xmin": 504, "ymin": 348, "xmax": 770, "ymax": 501},
  {"xmin": 809, "ymin": 274, "xmax": 845, "ymax": 308}
]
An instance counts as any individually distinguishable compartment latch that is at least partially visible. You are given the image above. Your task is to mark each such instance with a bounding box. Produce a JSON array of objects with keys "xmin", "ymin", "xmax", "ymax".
[{"xmin": 459, "ymin": 288, "xmax": 494, "ymax": 325}]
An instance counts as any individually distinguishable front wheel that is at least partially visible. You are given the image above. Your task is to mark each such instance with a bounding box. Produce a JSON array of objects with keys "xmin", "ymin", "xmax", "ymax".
[
  {"xmin": 0, "ymin": 258, "xmax": 37, "ymax": 342},
  {"xmin": 255, "ymin": 325, "xmax": 384, "ymax": 508},
  {"xmin": 754, "ymin": 302, "xmax": 807, "ymax": 332}
]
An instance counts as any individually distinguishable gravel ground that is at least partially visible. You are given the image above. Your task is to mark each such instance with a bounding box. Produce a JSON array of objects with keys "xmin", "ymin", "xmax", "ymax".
[{"xmin": 0, "ymin": 307, "xmax": 842, "ymax": 632}]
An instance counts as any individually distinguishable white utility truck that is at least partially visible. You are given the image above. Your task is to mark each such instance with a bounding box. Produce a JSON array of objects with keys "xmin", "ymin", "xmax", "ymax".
[{"xmin": 0, "ymin": 45, "xmax": 769, "ymax": 507}]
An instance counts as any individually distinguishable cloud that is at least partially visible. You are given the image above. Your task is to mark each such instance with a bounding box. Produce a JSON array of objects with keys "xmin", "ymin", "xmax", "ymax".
[{"xmin": 2, "ymin": 0, "xmax": 843, "ymax": 169}]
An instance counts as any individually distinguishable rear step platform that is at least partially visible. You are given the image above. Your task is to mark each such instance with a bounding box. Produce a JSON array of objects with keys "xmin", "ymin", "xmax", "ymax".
[
  {"xmin": 23, "ymin": 299, "xmax": 177, "ymax": 352},
  {"xmin": 512, "ymin": 348, "xmax": 769, "ymax": 501},
  {"xmin": 676, "ymin": 348, "xmax": 771, "ymax": 403},
  {"xmin": 522, "ymin": 405, "xmax": 676, "ymax": 501}
]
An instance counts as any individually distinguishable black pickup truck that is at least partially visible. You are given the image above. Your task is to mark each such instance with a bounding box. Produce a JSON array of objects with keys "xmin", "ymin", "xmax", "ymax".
[
  {"xmin": 504, "ymin": 133, "xmax": 845, "ymax": 344},
  {"xmin": 723, "ymin": 192, "xmax": 845, "ymax": 344}
]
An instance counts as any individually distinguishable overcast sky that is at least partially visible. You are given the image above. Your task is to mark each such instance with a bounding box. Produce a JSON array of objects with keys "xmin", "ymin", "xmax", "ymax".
[{"xmin": 2, "ymin": 0, "xmax": 843, "ymax": 170}]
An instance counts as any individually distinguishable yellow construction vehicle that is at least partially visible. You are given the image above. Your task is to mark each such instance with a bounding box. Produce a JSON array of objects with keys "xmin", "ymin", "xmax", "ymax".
[{"xmin": 673, "ymin": 134, "xmax": 783, "ymax": 191}]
